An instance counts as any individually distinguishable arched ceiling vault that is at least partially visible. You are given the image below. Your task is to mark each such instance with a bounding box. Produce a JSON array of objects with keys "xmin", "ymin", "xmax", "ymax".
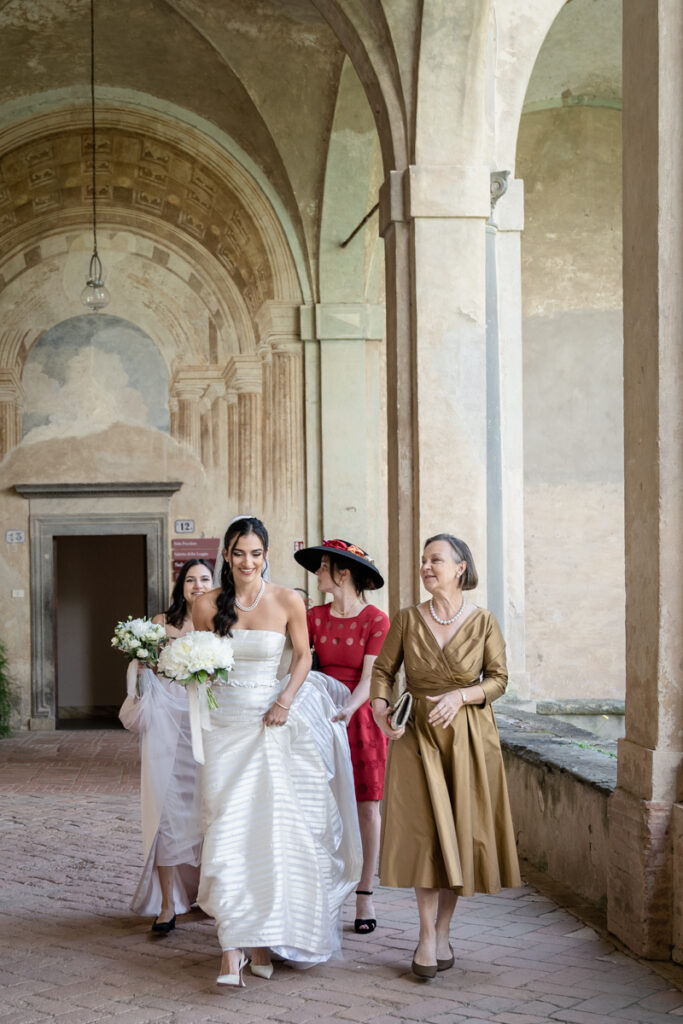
[
  {"xmin": 0, "ymin": 103, "xmax": 302, "ymax": 310},
  {"xmin": 0, "ymin": 0, "xmax": 354, "ymax": 299}
]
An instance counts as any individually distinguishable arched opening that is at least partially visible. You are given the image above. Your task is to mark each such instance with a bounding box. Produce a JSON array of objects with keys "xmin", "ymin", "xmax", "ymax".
[{"xmin": 517, "ymin": 0, "xmax": 624, "ymax": 713}]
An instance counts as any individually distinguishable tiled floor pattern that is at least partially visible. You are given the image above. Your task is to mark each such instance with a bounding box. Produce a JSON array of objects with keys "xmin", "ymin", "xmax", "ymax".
[{"xmin": 1, "ymin": 730, "xmax": 682, "ymax": 1024}]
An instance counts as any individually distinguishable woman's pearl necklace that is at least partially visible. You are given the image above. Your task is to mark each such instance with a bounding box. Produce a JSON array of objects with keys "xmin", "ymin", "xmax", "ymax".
[
  {"xmin": 235, "ymin": 578, "xmax": 265, "ymax": 612},
  {"xmin": 429, "ymin": 596, "xmax": 466, "ymax": 626}
]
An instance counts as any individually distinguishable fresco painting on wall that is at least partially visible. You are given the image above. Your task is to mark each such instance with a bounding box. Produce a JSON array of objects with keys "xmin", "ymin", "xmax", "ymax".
[{"xmin": 21, "ymin": 314, "xmax": 170, "ymax": 445}]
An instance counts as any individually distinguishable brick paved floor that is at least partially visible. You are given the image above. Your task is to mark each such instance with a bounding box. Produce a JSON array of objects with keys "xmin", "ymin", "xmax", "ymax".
[{"xmin": 1, "ymin": 731, "xmax": 682, "ymax": 1024}]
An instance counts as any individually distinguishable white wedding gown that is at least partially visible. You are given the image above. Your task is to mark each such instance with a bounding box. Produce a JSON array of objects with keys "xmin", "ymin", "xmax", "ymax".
[{"xmin": 198, "ymin": 629, "xmax": 363, "ymax": 964}]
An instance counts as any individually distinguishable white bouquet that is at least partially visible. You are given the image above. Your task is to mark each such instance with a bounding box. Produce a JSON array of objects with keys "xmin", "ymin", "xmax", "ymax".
[
  {"xmin": 158, "ymin": 631, "xmax": 234, "ymax": 710},
  {"xmin": 111, "ymin": 616, "xmax": 168, "ymax": 666}
]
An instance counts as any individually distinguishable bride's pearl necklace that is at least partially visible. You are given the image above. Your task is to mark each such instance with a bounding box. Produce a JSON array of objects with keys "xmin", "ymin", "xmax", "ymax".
[
  {"xmin": 429, "ymin": 596, "xmax": 466, "ymax": 626},
  {"xmin": 235, "ymin": 578, "xmax": 265, "ymax": 612}
]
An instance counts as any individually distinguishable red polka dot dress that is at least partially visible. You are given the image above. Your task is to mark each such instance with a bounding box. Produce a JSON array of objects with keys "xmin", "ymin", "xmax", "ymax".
[{"xmin": 307, "ymin": 603, "xmax": 390, "ymax": 802}]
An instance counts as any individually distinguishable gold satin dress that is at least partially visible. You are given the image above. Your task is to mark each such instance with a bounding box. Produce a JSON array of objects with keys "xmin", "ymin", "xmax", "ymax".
[{"xmin": 370, "ymin": 606, "xmax": 521, "ymax": 894}]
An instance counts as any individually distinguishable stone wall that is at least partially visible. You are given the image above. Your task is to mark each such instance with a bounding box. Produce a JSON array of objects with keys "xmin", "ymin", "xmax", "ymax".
[
  {"xmin": 517, "ymin": 105, "xmax": 624, "ymax": 700},
  {"xmin": 501, "ymin": 721, "xmax": 614, "ymax": 909}
]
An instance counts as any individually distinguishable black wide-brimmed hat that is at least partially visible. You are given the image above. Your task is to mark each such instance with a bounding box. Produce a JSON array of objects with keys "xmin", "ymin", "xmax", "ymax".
[{"xmin": 294, "ymin": 539, "xmax": 384, "ymax": 589}]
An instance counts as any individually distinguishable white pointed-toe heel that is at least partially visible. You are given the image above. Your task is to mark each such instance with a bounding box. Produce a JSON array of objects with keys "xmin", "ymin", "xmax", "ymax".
[
  {"xmin": 217, "ymin": 952, "xmax": 247, "ymax": 987},
  {"xmin": 250, "ymin": 962, "xmax": 273, "ymax": 980}
]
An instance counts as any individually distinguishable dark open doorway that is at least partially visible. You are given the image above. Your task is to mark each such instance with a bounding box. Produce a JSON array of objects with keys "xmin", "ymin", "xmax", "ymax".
[{"xmin": 54, "ymin": 535, "xmax": 147, "ymax": 728}]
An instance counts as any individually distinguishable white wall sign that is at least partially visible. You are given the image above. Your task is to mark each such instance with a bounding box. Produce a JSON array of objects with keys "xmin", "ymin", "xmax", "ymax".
[
  {"xmin": 174, "ymin": 519, "xmax": 195, "ymax": 534},
  {"xmin": 6, "ymin": 529, "xmax": 26, "ymax": 543}
]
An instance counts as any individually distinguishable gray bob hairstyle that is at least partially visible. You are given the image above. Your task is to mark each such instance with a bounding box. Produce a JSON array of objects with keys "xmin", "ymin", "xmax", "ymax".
[{"xmin": 424, "ymin": 534, "xmax": 478, "ymax": 591}]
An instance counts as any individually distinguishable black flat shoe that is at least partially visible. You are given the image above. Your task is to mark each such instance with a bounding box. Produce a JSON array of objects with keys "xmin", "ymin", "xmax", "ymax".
[
  {"xmin": 354, "ymin": 889, "xmax": 376, "ymax": 934},
  {"xmin": 151, "ymin": 914, "xmax": 176, "ymax": 935}
]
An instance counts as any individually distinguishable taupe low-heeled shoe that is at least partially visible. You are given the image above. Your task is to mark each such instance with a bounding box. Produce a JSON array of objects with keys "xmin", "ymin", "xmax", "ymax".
[
  {"xmin": 437, "ymin": 945, "xmax": 455, "ymax": 971},
  {"xmin": 411, "ymin": 951, "xmax": 437, "ymax": 979}
]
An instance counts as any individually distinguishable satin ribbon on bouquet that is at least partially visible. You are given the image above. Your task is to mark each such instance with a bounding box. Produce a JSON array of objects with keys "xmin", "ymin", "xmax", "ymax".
[
  {"xmin": 186, "ymin": 680, "xmax": 213, "ymax": 765},
  {"xmin": 126, "ymin": 658, "xmax": 139, "ymax": 699}
]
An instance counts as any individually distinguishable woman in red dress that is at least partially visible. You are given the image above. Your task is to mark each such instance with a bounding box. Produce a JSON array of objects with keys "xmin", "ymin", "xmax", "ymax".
[{"xmin": 295, "ymin": 539, "xmax": 390, "ymax": 934}]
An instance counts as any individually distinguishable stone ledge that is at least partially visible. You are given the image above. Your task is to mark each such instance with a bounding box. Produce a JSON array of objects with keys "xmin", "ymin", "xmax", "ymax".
[
  {"xmin": 497, "ymin": 703, "xmax": 618, "ymax": 911},
  {"xmin": 498, "ymin": 712, "xmax": 618, "ymax": 793},
  {"xmin": 15, "ymin": 481, "xmax": 182, "ymax": 498},
  {"xmin": 537, "ymin": 698, "xmax": 625, "ymax": 716}
]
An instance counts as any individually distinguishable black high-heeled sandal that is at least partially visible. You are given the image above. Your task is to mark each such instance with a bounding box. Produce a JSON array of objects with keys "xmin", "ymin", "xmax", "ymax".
[{"xmin": 354, "ymin": 889, "xmax": 376, "ymax": 934}]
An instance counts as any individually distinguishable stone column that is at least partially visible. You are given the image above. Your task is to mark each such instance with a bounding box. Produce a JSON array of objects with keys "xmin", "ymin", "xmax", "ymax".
[
  {"xmin": 207, "ymin": 387, "xmax": 229, "ymax": 510},
  {"xmin": 379, "ymin": 175, "xmax": 418, "ymax": 610},
  {"xmin": 259, "ymin": 345, "xmax": 274, "ymax": 504},
  {"xmin": 199, "ymin": 396, "xmax": 213, "ymax": 468},
  {"xmin": 225, "ymin": 391, "xmax": 239, "ymax": 500},
  {"xmin": 301, "ymin": 302, "xmax": 385, "ymax": 569},
  {"xmin": 207, "ymin": 385, "xmax": 227, "ymax": 473},
  {"xmin": 224, "ymin": 355, "xmax": 262, "ymax": 512},
  {"xmin": 607, "ymin": 0, "xmax": 683, "ymax": 960},
  {"xmin": 486, "ymin": 176, "xmax": 528, "ymax": 692},
  {"xmin": 169, "ymin": 371, "xmax": 204, "ymax": 460},
  {"xmin": 380, "ymin": 164, "xmax": 491, "ymax": 611},
  {"xmin": 253, "ymin": 302, "xmax": 306, "ymax": 561},
  {"xmin": 170, "ymin": 368, "xmax": 225, "ymax": 464},
  {"xmin": 0, "ymin": 369, "xmax": 22, "ymax": 458},
  {"xmin": 271, "ymin": 341, "xmax": 304, "ymax": 510}
]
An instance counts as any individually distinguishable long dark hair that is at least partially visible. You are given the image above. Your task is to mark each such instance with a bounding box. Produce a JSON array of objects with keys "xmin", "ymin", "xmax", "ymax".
[
  {"xmin": 214, "ymin": 517, "xmax": 269, "ymax": 636},
  {"xmin": 165, "ymin": 558, "xmax": 214, "ymax": 629}
]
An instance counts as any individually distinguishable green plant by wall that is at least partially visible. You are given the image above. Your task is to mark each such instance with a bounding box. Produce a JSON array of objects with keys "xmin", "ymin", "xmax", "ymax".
[{"xmin": 0, "ymin": 639, "xmax": 14, "ymax": 738}]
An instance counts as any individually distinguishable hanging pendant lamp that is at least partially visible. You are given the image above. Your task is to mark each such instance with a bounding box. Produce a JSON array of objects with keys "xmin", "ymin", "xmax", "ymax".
[{"xmin": 80, "ymin": 0, "xmax": 110, "ymax": 312}]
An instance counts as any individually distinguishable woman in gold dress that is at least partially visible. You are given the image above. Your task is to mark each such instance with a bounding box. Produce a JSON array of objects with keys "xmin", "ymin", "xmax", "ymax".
[{"xmin": 370, "ymin": 534, "xmax": 521, "ymax": 979}]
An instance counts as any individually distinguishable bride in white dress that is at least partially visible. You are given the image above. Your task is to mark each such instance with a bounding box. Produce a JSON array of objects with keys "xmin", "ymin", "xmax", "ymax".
[{"xmin": 192, "ymin": 516, "xmax": 362, "ymax": 987}]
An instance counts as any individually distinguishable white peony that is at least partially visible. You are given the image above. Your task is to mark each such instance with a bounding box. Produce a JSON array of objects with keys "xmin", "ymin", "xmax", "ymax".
[{"xmin": 158, "ymin": 631, "xmax": 234, "ymax": 709}]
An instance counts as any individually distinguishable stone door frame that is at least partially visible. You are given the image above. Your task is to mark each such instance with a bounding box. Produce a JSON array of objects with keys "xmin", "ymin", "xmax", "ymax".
[{"xmin": 15, "ymin": 482, "xmax": 180, "ymax": 728}]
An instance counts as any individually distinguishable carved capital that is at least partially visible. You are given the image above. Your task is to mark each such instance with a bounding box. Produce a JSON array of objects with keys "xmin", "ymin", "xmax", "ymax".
[
  {"xmin": 224, "ymin": 354, "xmax": 262, "ymax": 394},
  {"xmin": 254, "ymin": 299, "xmax": 300, "ymax": 344},
  {"xmin": 301, "ymin": 303, "xmax": 385, "ymax": 342},
  {"xmin": 381, "ymin": 165, "xmax": 491, "ymax": 226},
  {"xmin": 170, "ymin": 366, "xmax": 223, "ymax": 400}
]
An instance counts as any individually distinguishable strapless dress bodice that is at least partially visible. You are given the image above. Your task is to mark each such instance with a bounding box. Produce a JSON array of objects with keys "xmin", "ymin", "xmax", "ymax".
[{"xmin": 216, "ymin": 629, "xmax": 286, "ymax": 689}]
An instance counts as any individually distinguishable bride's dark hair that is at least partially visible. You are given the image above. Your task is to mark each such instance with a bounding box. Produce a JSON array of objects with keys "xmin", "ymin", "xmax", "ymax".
[{"xmin": 214, "ymin": 516, "xmax": 269, "ymax": 636}]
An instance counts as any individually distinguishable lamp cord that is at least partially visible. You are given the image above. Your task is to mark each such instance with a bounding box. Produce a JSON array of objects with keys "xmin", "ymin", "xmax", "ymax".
[{"xmin": 89, "ymin": 0, "xmax": 98, "ymax": 260}]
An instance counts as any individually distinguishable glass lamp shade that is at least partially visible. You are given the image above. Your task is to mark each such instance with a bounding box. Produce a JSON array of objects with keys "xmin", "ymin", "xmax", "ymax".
[
  {"xmin": 80, "ymin": 254, "xmax": 110, "ymax": 312},
  {"xmin": 80, "ymin": 278, "xmax": 110, "ymax": 311}
]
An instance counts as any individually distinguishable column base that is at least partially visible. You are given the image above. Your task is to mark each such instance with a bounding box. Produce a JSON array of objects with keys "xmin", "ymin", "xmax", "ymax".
[
  {"xmin": 607, "ymin": 786, "xmax": 673, "ymax": 959},
  {"xmin": 673, "ymin": 804, "xmax": 683, "ymax": 965}
]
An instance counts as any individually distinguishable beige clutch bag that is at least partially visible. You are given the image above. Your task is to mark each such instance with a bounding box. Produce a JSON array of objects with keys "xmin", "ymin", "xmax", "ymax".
[{"xmin": 387, "ymin": 691, "xmax": 413, "ymax": 730}]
